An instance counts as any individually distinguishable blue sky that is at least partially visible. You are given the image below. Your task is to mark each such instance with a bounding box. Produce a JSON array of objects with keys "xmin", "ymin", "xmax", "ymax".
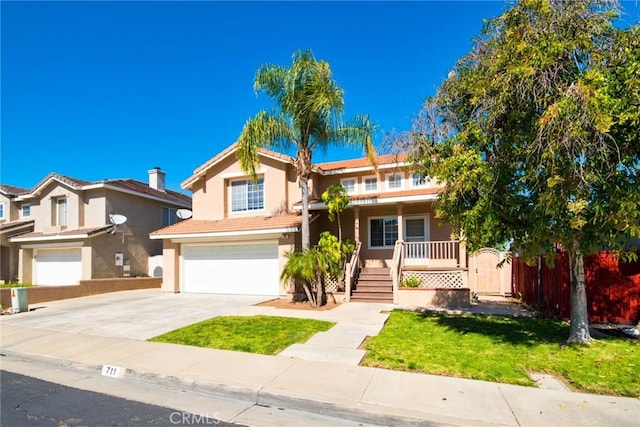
[{"xmin": 2, "ymin": 1, "xmax": 639, "ymax": 192}]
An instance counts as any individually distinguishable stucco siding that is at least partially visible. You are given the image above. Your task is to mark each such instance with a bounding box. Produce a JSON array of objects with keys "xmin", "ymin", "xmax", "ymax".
[{"xmin": 191, "ymin": 154, "xmax": 294, "ymax": 220}]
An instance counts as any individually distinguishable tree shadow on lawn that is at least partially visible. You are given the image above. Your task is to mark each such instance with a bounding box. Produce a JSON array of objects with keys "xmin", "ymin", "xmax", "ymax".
[{"xmin": 417, "ymin": 311, "xmax": 569, "ymax": 347}]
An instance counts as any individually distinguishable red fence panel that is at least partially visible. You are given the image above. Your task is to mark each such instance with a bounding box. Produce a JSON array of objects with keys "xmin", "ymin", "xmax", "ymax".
[{"xmin": 512, "ymin": 252, "xmax": 640, "ymax": 324}]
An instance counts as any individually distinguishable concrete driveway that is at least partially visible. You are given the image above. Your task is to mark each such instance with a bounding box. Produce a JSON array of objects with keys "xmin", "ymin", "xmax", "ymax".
[{"xmin": 0, "ymin": 289, "xmax": 270, "ymax": 340}]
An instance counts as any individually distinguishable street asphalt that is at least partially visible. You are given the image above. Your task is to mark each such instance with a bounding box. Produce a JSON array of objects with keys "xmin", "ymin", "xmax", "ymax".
[{"xmin": 1, "ymin": 289, "xmax": 638, "ymax": 426}]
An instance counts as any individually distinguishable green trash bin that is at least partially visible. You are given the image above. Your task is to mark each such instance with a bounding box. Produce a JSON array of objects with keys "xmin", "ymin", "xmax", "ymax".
[{"xmin": 11, "ymin": 287, "xmax": 28, "ymax": 313}]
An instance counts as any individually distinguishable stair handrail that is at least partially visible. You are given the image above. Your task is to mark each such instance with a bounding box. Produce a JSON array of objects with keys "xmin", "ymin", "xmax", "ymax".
[
  {"xmin": 391, "ymin": 240, "xmax": 403, "ymax": 304},
  {"xmin": 345, "ymin": 241, "xmax": 361, "ymax": 303}
]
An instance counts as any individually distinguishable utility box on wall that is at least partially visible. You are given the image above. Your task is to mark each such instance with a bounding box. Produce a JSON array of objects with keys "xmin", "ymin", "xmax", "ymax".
[{"xmin": 11, "ymin": 287, "xmax": 28, "ymax": 313}]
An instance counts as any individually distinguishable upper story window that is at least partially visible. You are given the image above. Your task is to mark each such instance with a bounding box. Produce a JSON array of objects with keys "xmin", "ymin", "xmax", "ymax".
[
  {"xmin": 363, "ymin": 176, "xmax": 378, "ymax": 192},
  {"xmin": 386, "ymin": 173, "xmax": 403, "ymax": 191},
  {"xmin": 162, "ymin": 207, "xmax": 177, "ymax": 226},
  {"xmin": 55, "ymin": 197, "xmax": 67, "ymax": 226},
  {"xmin": 340, "ymin": 178, "xmax": 356, "ymax": 194},
  {"xmin": 0, "ymin": 202, "xmax": 5, "ymax": 219},
  {"xmin": 231, "ymin": 177, "xmax": 264, "ymax": 213},
  {"xmin": 21, "ymin": 204, "xmax": 31, "ymax": 218},
  {"xmin": 411, "ymin": 172, "xmax": 429, "ymax": 188}
]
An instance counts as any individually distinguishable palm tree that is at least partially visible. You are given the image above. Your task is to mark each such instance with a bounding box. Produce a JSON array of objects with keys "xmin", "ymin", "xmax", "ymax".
[{"xmin": 237, "ymin": 49, "xmax": 375, "ymax": 250}]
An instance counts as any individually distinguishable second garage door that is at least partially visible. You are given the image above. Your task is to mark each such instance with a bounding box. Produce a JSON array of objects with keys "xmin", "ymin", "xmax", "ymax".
[
  {"xmin": 34, "ymin": 248, "xmax": 82, "ymax": 286},
  {"xmin": 182, "ymin": 242, "xmax": 280, "ymax": 295}
]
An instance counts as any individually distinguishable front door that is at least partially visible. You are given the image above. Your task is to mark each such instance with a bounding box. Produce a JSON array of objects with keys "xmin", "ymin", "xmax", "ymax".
[{"xmin": 403, "ymin": 216, "xmax": 429, "ymax": 265}]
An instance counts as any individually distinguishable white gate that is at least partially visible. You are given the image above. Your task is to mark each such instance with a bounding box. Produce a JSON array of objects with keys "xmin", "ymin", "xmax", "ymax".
[{"xmin": 469, "ymin": 248, "xmax": 512, "ymax": 296}]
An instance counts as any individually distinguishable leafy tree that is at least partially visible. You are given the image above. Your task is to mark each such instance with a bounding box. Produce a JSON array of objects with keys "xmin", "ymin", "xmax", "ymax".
[
  {"xmin": 237, "ymin": 49, "xmax": 376, "ymax": 250},
  {"xmin": 321, "ymin": 183, "xmax": 350, "ymax": 242},
  {"xmin": 280, "ymin": 248, "xmax": 328, "ymax": 307},
  {"xmin": 410, "ymin": 0, "xmax": 639, "ymax": 343}
]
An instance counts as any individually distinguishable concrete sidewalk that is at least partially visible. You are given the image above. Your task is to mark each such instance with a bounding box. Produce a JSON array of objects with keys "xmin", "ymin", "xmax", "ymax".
[{"xmin": 2, "ymin": 322, "xmax": 638, "ymax": 426}]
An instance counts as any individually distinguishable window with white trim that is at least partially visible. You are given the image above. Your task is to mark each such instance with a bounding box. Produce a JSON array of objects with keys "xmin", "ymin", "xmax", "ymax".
[
  {"xmin": 340, "ymin": 178, "xmax": 356, "ymax": 194},
  {"xmin": 231, "ymin": 177, "xmax": 264, "ymax": 213},
  {"xmin": 0, "ymin": 202, "xmax": 5, "ymax": 219},
  {"xmin": 363, "ymin": 176, "xmax": 378, "ymax": 192},
  {"xmin": 162, "ymin": 207, "xmax": 177, "ymax": 226},
  {"xmin": 386, "ymin": 173, "xmax": 403, "ymax": 190},
  {"xmin": 369, "ymin": 217, "xmax": 398, "ymax": 248},
  {"xmin": 22, "ymin": 204, "xmax": 31, "ymax": 218},
  {"xmin": 55, "ymin": 197, "xmax": 67, "ymax": 226},
  {"xmin": 411, "ymin": 172, "xmax": 429, "ymax": 188}
]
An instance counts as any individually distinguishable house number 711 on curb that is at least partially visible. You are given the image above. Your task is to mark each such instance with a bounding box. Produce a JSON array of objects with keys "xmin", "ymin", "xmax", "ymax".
[{"xmin": 101, "ymin": 365, "xmax": 125, "ymax": 378}]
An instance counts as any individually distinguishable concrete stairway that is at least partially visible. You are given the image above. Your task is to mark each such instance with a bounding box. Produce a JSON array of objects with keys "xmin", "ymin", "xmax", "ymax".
[{"xmin": 351, "ymin": 267, "xmax": 393, "ymax": 303}]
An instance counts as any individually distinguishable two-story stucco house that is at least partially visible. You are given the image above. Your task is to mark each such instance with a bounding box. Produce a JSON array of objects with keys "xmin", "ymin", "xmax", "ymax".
[
  {"xmin": 0, "ymin": 185, "xmax": 35, "ymax": 283},
  {"xmin": 6, "ymin": 168, "xmax": 191, "ymax": 286},
  {"xmin": 152, "ymin": 143, "xmax": 469, "ymax": 305}
]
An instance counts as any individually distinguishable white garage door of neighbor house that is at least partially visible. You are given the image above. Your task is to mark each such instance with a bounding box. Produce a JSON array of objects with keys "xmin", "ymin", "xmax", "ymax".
[
  {"xmin": 182, "ymin": 242, "xmax": 280, "ymax": 295},
  {"xmin": 35, "ymin": 248, "xmax": 82, "ymax": 286}
]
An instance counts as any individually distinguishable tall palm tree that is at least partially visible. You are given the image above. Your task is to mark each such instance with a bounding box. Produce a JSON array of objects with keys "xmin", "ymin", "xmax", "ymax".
[{"xmin": 237, "ymin": 49, "xmax": 375, "ymax": 250}]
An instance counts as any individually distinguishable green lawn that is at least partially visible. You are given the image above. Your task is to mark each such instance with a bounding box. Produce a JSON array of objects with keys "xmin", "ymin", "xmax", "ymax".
[
  {"xmin": 362, "ymin": 310, "xmax": 639, "ymax": 398},
  {"xmin": 149, "ymin": 315, "xmax": 334, "ymax": 355}
]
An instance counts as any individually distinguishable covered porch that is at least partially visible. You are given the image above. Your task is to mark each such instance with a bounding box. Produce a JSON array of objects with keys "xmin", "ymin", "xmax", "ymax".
[{"xmin": 319, "ymin": 201, "xmax": 469, "ymax": 307}]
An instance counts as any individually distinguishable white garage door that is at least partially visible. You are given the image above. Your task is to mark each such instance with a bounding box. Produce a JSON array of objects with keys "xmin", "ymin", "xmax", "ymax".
[
  {"xmin": 182, "ymin": 242, "xmax": 280, "ymax": 295},
  {"xmin": 35, "ymin": 248, "xmax": 82, "ymax": 286}
]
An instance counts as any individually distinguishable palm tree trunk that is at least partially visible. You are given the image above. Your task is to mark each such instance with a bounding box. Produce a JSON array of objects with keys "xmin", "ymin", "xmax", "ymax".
[
  {"xmin": 302, "ymin": 282, "xmax": 316, "ymax": 307},
  {"xmin": 300, "ymin": 177, "xmax": 311, "ymax": 250},
  {"xmin": 567, "ymin": 248, "xmax": 592, "ymax": 344}
]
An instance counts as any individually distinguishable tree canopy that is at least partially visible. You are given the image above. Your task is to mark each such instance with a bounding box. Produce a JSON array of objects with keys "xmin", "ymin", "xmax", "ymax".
[
  {"xmin": 237, "ymin": 49, "xmax": 375, "ymax": 250},
  {"xmin": 410, "ymin": 0, "xmax": 639, "ymax": 343}
]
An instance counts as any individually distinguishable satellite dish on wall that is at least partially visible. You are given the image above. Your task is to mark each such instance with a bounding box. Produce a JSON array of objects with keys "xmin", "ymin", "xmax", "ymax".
[
  {"xmin": 176, "ymin": 209, "xmax": 192, "ymax": 220},
  {"xmin": 109, "ymin": 214, "xmax": 128, "ymax": 225}
]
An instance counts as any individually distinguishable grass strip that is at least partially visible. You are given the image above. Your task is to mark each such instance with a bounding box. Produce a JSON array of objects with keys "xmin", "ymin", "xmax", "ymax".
[{"xmin": 150, "ymin": 315, "xmax": 334, "ymax": 355}]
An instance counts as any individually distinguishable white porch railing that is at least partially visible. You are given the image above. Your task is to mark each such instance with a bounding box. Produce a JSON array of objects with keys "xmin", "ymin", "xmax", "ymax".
[
  {"xmin": 403, "ymin": 240, "xmax": 461, "ymax": 268},
  {"xmin": 344, "ymin": 241, "xmax": 361, "ymax": 302},
  {"xmin": 390, "ymin": 241, "xmax": 403, "ymax": 304}
]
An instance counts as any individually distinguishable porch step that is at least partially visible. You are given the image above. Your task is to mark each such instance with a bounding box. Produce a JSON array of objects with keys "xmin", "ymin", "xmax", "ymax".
[{"xmin": 351, "ymin": 267, "xmax": 393, "ymax": 303}]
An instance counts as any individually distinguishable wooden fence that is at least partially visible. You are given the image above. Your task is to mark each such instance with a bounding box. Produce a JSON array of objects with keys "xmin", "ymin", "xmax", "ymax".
[{"xmin": 512, "ymin": 251, "xmax": 640, "ymax": 324}]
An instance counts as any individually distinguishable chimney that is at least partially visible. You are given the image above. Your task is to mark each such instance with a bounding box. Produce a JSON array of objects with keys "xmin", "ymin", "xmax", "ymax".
[{"xmin": 148, "ymin": 167, "xmax": 166, "ymax": 192}]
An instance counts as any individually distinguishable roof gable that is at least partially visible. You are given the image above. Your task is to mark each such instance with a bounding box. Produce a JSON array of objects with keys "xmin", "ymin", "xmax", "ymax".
[
  {"xmin": 0, "ymin": 184, "xmax": 31, "ymax": 197},
  {"xmin": 315, "ymin": 152, "xmax": 409, "ymax": 174},
  {"xmin": 29, "ymin": 173, "xmax": 91, "ymax": 196},
  {"xmin": 182, "ymin": 142, "xmax": 295, "ymax": 189},
  {"xmin": 14, "ymin": 173, "xmax": 191, "ymax": 207}
]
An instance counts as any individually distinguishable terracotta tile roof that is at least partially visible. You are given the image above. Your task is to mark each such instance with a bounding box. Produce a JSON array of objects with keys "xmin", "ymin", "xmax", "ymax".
[
  {"xmin": 32, "ymin": 173, "xmax": 92, "ymax": 191},
  {"xmin": 10, "ymin": 225, "xmax": 113, "ymax": 241},
  {"xmin": 0, "ymin": 184, "xmax": 31, "ymax": 196},
  {"xmin": 151, "ymin": 213, "xmax": 307, "ymax": 237},
  {"xmin": 315, "ymin": 152, "xmax": 409, "ymax": 172},
  {"xmin": 105, "ymin": 179, "xmax": 191, "ymax": 207},
  {"xmin": 302, "ymin": 187, "xmax": 443, "ymax": 207},
  {"xmin": 16, "ymin": 173, "xmax": 190, "ymax": 207},
  {"xmin": 184, "ymin": 142, "xmax": 295, "ymax": 188},
  {"xmin": 0, "ymin": 220, "xmax": 34, "ymax": 234}
]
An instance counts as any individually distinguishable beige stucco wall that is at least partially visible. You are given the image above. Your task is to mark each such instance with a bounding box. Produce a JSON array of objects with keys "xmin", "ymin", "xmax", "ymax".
[
  {"xmin": 0, "ymin": 193, "xmax": 22, "ymax": 222},
  {"xmin": 12, "ymin": 182, "xmax": 189, "ymax": 284},
  {"xmin": 32, "ymin": 183, "xmax": 83, "ymax": 232},
  {"xmin": 396, "ymin": 288, "xmax": 470, "ymax": 308},
  {"xmin": 18, "ymin": 248, "xmax": 33, "ymax": 283},
  {"xmin": 311, "ymin": 201, "xmax": 453, "ymax": 268},
  {"xmin": 191, "ymin": 154, "xmax": 297, "ymax": 220},
  {"xmin": 161, "ymin": 240, "xmax": 180, "ymax": 293}
]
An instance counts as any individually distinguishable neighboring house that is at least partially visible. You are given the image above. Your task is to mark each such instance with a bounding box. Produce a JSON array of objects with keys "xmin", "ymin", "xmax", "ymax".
[
  {"xmin": 152, "ymin": 143, "xmax": 468, "ymax": 304},
  {"xmin": 7, "ymin": 168, "xmax": 191, "ymax": 286},
  {"xmin": 0, "ymin": 185, "xmax": 35, "ymax": 283}
]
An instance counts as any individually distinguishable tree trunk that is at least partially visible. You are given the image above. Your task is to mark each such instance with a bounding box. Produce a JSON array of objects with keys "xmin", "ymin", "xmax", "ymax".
[
  {"xmin": 315, "ymin": 276, "xmax": 325, "ymax": 309},
  {"xmin": 567, "ymin": 249, "xmax": 592, "ymax": 344},
  {"xmin": 300, "ymin": 177, "xmax": 311, "ymax": 250},
  {"xmin": 302, "ymin": 281, "xmax": 316, "ymax": 307}
]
